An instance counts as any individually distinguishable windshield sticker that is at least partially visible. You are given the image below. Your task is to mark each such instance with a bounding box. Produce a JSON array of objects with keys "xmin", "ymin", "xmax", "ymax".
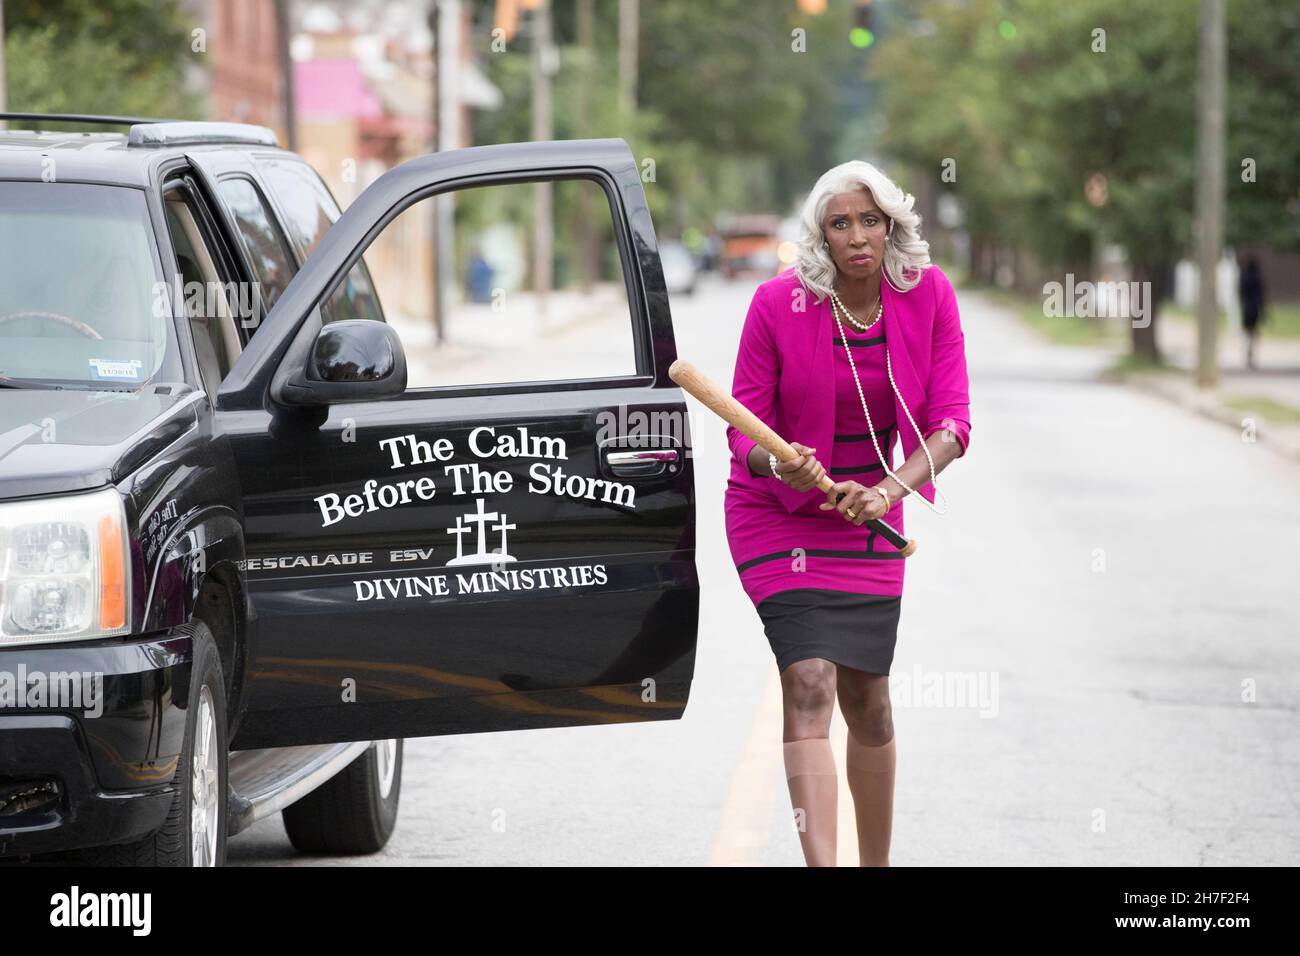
[{"xmin": 88, "ymin": 358, "xmax": 144, "ymax": 382}]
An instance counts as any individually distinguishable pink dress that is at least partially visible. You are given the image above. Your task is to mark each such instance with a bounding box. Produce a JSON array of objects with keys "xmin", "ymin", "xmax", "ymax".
[
  {"xmin": 725, "ymin": 314, "xmax": 906, "ymax": 602},
  {"xmin": 724, "ymin": 311, "xmax": 906, "ymax": 674}
]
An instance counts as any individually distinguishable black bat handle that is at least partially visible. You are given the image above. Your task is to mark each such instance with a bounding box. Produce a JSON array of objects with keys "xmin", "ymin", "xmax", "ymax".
[{"xmin": 834, "ymin": 490, "xmax": 914, "ymax": 555}]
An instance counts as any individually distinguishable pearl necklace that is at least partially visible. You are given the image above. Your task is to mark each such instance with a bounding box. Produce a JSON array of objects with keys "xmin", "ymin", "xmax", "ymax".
[
  {"xmin": 830, "ymin": 288, "xmax": 881, "ymax": 332},
  {"xmin": 830, "ymin": 294, "xmax": 948, "ymax": 516}
]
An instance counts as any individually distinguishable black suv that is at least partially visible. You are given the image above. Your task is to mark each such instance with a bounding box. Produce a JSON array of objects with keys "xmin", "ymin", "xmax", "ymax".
[{"xmin": 0, "ymin": 115, "xmax": 698, "ymax": 865}]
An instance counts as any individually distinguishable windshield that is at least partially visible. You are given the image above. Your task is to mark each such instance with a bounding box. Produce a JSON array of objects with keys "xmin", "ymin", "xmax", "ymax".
[{"xmin": 0, "ymin": 182, "xmax": 171, "ymax": 388}]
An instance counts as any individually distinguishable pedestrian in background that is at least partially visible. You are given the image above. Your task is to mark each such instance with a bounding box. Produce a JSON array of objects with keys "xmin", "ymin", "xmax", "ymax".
[{"xmin": 1238, "ymin": 257, "xmax": 1265, "ymax": 369}]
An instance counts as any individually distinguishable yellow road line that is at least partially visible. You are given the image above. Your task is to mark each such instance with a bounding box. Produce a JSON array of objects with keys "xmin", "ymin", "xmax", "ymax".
[
  {"xmin": 710, "ymin": 663, "xmax": 859, "ymax": 867},
  {"xmin": 709, "ymin": 665, "xmax": 786, "ymax": 866}
]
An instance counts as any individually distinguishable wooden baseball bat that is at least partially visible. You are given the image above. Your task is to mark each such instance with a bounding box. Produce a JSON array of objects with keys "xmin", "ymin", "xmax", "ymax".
[{"xmin": 668, "ymin": 358, "xmax": 916, "ymax": 557}]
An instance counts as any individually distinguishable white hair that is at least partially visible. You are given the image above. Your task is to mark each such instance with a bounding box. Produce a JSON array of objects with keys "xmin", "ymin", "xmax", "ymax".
[{"xmin": 793, "ymin": 160, "xmax": 931, "ymax": 300}]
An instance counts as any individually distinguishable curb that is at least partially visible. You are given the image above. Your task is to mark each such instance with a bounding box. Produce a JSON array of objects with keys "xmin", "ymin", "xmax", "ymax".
[{"xmin": 1119, "ymin": 370, "xmax": 1300, "ymax": 462}]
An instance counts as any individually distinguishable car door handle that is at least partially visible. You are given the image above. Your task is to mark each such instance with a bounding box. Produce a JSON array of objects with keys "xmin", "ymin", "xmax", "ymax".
[{"xmin": 605, "ymin": 448, "xmax": 679, "ymax": 477}]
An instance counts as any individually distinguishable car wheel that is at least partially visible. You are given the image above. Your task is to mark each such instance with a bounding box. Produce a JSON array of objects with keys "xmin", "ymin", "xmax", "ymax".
[
  {"xmin": 63, "ymin": 620, "xmax": 228, "ymax": 866},
  {"xmin": 281, "ymin": 739, "xmax": 402, "ymax": 855}
]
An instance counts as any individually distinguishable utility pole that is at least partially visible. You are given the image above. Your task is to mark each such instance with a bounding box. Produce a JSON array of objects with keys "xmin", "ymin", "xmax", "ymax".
[
  {"xmin": 618, "ymin": 0, "xmax": 638, "ymax": 124},
  {"xmin": 273, "ymin": 0, "xmax": 296, "ymax": 150},
  {"xmin": 429, "ymin": 1, "xmax": 445, "ymax": 345},
  {"xmin": 1195, "ymin": 0, "xmax": 1226, "ymax": 388},
  {"xmin": 0, "ymin": 0, "xmax": 8, "ymax": 132},
  {"xmin": 575, "ymin": 0, "xmax": 596, "ymax": 291},
  {"xmin": 530, "ymin": 0, "xmax": 554, "ymax": 327}
]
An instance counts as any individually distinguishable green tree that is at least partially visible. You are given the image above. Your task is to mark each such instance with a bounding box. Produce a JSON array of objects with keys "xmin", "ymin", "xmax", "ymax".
[
  {"xmin": 469, "ymin": 0, "xmax": 876, "ymax": 238},
  {"xmin": 877, "ymin": 0, "xmax": 1298, "ymax": 361},
  {"xmin": 1224, "ymin": 0, "xmax": 1300, "ymax": 252},
  {"xmin": 3, "ymin": 0, "xmax": 202, "ymax": 122}
]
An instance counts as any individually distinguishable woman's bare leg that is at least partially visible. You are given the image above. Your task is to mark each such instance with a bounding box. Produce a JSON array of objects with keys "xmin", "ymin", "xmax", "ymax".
[
  {"xmin": 779, "ymin": 658, "xmax": 838, "ymax": 867},
  {"xmin": 836, "ymin": 667, "xmax": 896, "ymax": 866}
]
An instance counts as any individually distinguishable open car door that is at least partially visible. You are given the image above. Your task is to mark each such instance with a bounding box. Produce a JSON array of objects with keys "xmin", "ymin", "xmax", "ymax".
[{"xmin": 213, "ymin": 140, "xmax": 698, "ymax": 749}]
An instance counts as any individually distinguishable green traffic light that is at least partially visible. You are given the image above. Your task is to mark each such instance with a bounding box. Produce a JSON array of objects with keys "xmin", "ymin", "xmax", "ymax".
[
  {"xmin": 850, "ymin": 26, "xmax": 875, "ymax": 48},
  {"xmin": 998, "ymin": 19, "xmax": 1017, "ymax": 40}
]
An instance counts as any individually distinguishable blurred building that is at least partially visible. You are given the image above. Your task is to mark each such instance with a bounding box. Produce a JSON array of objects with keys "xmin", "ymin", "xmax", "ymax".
[
  {"xmin": 208, "ymin": 0, "xmax": 501, "ymax": 325},
  {"xmin": 209, "ymin": 0, "xmax": 289, "ymax": 137},
  {"xmin": 296, "ymin": 1, "xmax": 500, "ymax": 323}
]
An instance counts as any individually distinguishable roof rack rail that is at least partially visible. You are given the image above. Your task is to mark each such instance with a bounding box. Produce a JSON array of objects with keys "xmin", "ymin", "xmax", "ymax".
[
  {"xmin": 0, "ymin": 111, "xmax": 172, "ymax": 126},
  {"xmin": 0, "ymin": 113, "xmax": 280, "ymax": 149},
  {"xmin": 127, "ymin": 121, "xmax": 279, "ymax": 149}
]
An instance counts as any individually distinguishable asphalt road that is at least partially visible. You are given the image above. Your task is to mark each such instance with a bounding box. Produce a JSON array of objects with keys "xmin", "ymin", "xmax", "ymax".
[{"xmin": 229, "ymin": 273, "xmax": 1300, "ymax": 866}]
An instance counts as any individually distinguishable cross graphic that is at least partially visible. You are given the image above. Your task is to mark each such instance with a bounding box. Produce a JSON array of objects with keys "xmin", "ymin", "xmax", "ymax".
[
  {"xmin": 445, "ymin": 499, "xmax": 516, "ymax": 566},
  {"xmin": 445, "ymin": 518, "xmax": 471, "ymax": 562},
  {"xmin": 491, "ymin": 516, "xmax": 517, "ymax": 557},
  {"xmin": 462, "ymin": 498, "xmax": 499, "ymax": 557}
]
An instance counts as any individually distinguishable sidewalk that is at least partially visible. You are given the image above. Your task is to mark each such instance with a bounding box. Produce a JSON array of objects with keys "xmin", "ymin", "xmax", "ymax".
[
  {"xmin": 387, "ymin": 283, "xmax": 629, "ymax": 389},
  {"xmin": 972, "ymin": 286, "xmax": 1300, "ymax": 461},
  {"xmin": 1123, "ymin": 316, "xmax": 1300, "ymax": 460}
]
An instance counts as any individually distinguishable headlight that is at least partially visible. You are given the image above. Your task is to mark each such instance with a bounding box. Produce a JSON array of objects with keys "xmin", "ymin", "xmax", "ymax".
[{"xmin": 0, "ymin": 487, "xmax": 131, "ymax": 646}]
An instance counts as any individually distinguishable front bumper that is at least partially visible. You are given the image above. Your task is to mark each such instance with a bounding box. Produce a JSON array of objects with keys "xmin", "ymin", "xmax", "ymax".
[{"xmin": 0, "ymin": 631, "xmax": 192, "ymax": 857}]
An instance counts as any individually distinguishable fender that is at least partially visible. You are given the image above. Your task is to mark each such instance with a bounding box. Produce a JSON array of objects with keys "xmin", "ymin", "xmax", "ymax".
[
  {"xmin": 141, "ymin": 504, "xmax": 246, "ymax": 631},
  {"xmin": 141, "ymin": 505, "xmax": 249, "ymax": 732}
]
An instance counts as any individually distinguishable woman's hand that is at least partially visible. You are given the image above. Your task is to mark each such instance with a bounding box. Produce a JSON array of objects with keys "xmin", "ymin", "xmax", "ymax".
[
  {"xmin": 820, "ymin": 480, "xmax": 888, "ymax": 525},
  {"xmin": 772, "ymin": 441, "xmax": 827, "ymax": 492}
]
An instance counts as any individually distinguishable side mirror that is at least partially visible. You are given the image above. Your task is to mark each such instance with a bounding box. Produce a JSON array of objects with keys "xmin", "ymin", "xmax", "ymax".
[{"xmin": 274, "ymin": 320, "xmax": 407, "ymax": 405}]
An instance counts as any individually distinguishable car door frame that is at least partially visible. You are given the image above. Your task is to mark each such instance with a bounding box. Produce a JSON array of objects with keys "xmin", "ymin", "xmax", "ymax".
[
  {"xmin": 182, "ymin": 149, "xmax": 298, "ymax": 345},
  {"xmin": 216, "ymin": 138, "xmax": 671, "ymax": 412}
]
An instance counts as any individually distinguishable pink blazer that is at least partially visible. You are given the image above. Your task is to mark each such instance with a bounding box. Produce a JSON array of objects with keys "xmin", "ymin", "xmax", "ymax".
[{"xmin": 726, "ymin": 264, "xmax": 971, "ymax": 514}]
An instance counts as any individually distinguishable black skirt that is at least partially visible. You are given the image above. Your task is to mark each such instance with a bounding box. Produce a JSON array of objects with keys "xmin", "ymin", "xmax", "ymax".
[{"xmin": 756, "ymin": 588, "xmax": 901, "ymax": 676}]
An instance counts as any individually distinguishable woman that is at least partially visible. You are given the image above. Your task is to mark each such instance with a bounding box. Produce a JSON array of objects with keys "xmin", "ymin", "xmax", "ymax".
[{"xmin": 723, "ymin": 160, "xmax": 971, "ymax": 867}]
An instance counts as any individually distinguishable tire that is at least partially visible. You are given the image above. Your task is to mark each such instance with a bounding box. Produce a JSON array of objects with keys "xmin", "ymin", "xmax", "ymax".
[
  {"xmin": 281, "ymin": 739, "xmax": 402, "ymax": 855},
  {"xmin": 64, "ymin": 620, "xmax": 228, "ymax": 866}
]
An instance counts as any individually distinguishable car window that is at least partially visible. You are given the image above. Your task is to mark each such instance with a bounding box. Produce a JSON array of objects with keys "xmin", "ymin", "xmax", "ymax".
[
  {"xmin": 0, "ymin": 182, "xmax": 169, "ymax": 388},
  {"xmin": 216, "ymin": 177, "xmax": 296, "ymax": 325},
  {"xmin": 163, "ymin": 188, "xmax": 243, "ymax": 400},
  {"xmin": 318, "ymin": 177, "xmax": 639, "ymax": 390},
  {"xmin": 256, "ymin": 157, "xmax": 385, "ymax": 325}
]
